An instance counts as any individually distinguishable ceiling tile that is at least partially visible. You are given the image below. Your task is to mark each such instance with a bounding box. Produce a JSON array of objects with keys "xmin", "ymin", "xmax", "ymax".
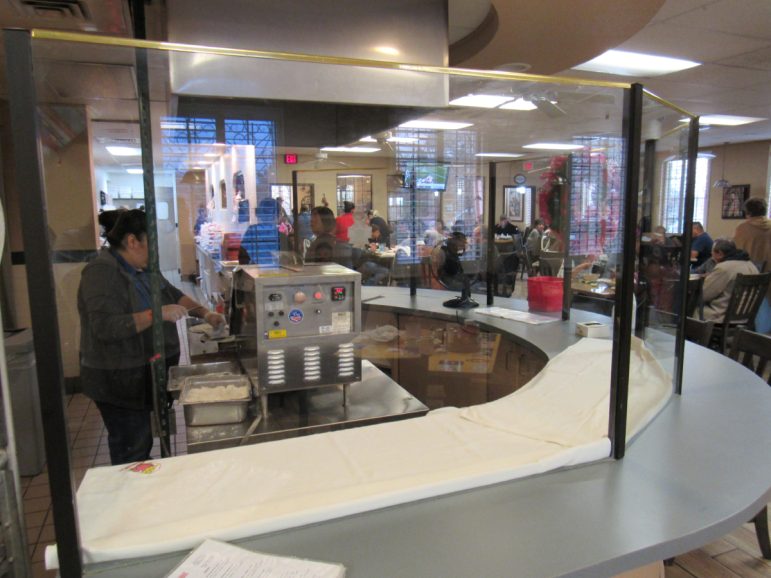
[
  {"xmin": 717, "ymin": 45, "xmax": 771, "ymax": 70},
  {"xmin": 662, "ymin": 0, "xmax": 771, "ymax": 40},
  {"xmin": 619, "ymin": 22, "xmax": 768, "ymax": 62}
]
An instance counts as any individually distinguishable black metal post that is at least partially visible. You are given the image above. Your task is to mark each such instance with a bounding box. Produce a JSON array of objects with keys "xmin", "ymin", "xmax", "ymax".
[
  {"xmin": 486, "ymin": 163, "xmax": 496, "ymax": 305},
  {"xmin": 292, "ymin": 170, "xmax": 300, "ymax": 255},
  {"xmin": 4, "ymin": 28, "xmax": 83, "ymax": 575},
  {"xmin": 132, "ymin": 0, "xmax": 170, "ymax": 456},
  {"xmin": 561, "ymin": 157, "xmax": 572, "ymax": 321},
  {"xmin": 609, "ymin": 83, "xmax": 643, "ymax": 460},
  {"xmin": 673, "ymin": 118, "xmax": 700, "ymax": 395}
]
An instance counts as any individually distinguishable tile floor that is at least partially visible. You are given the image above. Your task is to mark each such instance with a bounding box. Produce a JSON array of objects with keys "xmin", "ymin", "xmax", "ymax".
[{"xmin": 19, "ymin": 394, "xmax": 188, "ymax": 578}]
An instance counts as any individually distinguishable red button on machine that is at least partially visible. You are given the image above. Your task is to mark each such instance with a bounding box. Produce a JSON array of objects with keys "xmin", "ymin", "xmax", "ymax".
[{"xmin": 313, "ymin": 291, "xmax": 323, "ymax": 300}]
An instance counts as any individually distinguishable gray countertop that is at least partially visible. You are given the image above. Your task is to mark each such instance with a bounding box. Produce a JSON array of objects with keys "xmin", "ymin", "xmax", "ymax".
[{"xmin": 86, "ymin": 287, "xmax": 771, "ymax": 577}]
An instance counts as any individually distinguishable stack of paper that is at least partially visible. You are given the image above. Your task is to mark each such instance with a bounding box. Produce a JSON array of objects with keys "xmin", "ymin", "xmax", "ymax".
[{"xmin": 167, "ymin": 539, "xmax": 345, "ymax": 578}]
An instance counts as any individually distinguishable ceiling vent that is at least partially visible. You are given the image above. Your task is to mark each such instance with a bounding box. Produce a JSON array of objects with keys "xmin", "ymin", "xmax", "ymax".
[{"xmin": 11, "ymin": 0, "xmax": 90, "ymax": 21}]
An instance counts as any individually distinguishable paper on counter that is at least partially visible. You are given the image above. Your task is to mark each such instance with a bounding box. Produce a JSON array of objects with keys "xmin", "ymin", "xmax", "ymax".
[
  {"xmin": 166, "ymin": 539, "xmax": 345, "ymax": 578},
  {"xmin": 475, "ymin": 306, "xmax": 559, "ymax": 325}
]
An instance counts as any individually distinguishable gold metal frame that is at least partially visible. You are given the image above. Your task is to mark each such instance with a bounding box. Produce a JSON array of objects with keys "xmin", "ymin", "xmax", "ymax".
[{"xmin": 29, "ymin": 28, "xmax": 636, "ymax": 89}]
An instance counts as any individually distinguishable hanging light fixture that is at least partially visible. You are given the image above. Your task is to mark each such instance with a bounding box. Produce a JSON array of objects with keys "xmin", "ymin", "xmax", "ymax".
[{"xmin": 712, "ymin": 142, "xmax": 731, "ymax": 189}]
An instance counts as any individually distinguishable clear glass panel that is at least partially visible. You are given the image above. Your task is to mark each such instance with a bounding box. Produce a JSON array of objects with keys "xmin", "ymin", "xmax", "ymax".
[
  {"xmin": 636, "ymin": 92, "xmax": 694, "ymax": 384},
  {"xmin": 19, "ymin": 35, "xmax": 691, "ymax": 564}
]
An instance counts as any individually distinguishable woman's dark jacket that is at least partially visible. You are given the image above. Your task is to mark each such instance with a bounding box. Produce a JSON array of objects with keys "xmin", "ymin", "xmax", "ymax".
[{"xmin": 78, "ymin": 249, "xmax": 183, "ymax": 409}]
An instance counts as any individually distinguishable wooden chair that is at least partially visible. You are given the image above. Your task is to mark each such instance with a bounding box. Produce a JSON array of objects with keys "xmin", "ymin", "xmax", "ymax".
[
  {"xmin": 684, "ymin": 317, "xmax": 714, "ymax": 347},
  {"xmin": 728, "ymin": 328, "xmax": 771, "ymax": 559},
  {"xmin": 729, "ymin": 328, "xmax": 771, "ymax": 386},
  {"xmin": 710, "ymin": 272, "xmax": 771, "ymax": 353}
]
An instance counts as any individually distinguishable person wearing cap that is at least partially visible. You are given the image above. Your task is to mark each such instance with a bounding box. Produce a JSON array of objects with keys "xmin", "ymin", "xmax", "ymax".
[
  {"xmin": 78, "ymin": 209, "xmax": 226, "ymax": 465},
  {"xmin": 335, "ymin": 200, "xmax": 355, "ymax": 243}
]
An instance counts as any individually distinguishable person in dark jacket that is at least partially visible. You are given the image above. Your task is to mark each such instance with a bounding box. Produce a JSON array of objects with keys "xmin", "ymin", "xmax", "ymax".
[{"xmin": 78, "ymin": 209, "xmax": 225, "ymax": 465}]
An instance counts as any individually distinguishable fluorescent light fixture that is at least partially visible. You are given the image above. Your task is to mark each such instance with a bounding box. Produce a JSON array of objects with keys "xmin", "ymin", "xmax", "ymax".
[
  {"xmin": 373, "ymin": 46, "xmax": 400, "ymax": 56},
  {"xmin": 499, "ymin": 98, "xmax": 537, "ymax": 111},
  {"xmin": 387, "ymin": 136, "xmax": 418, "ymax": 144},
  {"xmin": 449, "ymin": 94, "xmax": 513, "ymax": 108},
  {"xmin": 475, "ymin": 153, "xmax": 524, "ymax": 158},
  {"xmin": 204, "ymin": 153, "xmax": 219, "ymax": 157},
  {"xmin": 573, "ymin": 49, "xmax": 700, "ymax": 77},
  {"xmin": 106, "ymin": 146, "xmax": 141, "ymax": 156},
  {"xmin": 523, "ymin": 143, "xmax": 584, "ymax": 151},
  {"xmin": 160, "ymin": 122, "xmax": 186, "ymax": 130},
  {"xmin": 399, "ymin": 120, "xmax": 473, "ymax": 130},
  {"xmin": 126, "ymin": 168, "xmax": 143, "ymax": 175},
  {"xmin": 679, "ymin": 114, "xmax": 767, "ymax": 126},
  {"xmin": 359, "ymin": 136, "xmax": 377, "ymax": 142},
  {"xmin": 320, "ymin": 146, "xmax": 381, "ymax": 153}
]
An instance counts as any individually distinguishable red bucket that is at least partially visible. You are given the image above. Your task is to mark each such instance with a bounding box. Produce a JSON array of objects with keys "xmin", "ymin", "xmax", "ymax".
[{"xmin": 527, "ymin": 276, "xmax": 563, "ymax": 312}]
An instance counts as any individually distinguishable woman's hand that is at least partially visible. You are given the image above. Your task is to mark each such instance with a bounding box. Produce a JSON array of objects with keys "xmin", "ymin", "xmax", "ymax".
[
  {"xmin": 204, "ymin": 311, "xmax": 226, "ymax": 328},
  {"xmin": 161, "ymin": 304, "xmax": 187, "ymax": 322}
]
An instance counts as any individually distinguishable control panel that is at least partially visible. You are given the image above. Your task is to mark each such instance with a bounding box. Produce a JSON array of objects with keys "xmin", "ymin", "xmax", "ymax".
[{"xmin": 262, "ymin": 283, "xmax": 354, "ymax": 340}]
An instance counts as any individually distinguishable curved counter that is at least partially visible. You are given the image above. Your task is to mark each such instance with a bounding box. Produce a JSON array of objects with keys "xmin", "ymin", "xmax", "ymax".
[{"xmin": 85, "ymin": 287, "xmax": 771, "ymax": 577}]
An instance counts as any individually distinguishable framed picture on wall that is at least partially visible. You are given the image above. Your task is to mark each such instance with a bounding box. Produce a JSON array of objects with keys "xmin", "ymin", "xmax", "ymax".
[
  {"xmin": 721, "ymin": 184, "xmax": 750, "ymax": 219},
  {"xmin": 297, "ymin": 183, "xmax": 314, "ymax": 209},
  {"xmin": 504, "ymin": 185, "xmax": 524, "ymax": 222}
]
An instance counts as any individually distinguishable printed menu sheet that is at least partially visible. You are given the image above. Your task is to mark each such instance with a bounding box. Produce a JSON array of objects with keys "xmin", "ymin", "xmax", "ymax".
[{"xmin": 167, "ymin": 539, "xmax": 345, "ymax": 578}]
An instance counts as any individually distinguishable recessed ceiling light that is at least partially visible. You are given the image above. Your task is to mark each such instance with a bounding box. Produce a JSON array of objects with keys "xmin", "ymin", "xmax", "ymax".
[
  {"xmin": 449, "ymin": 94, "xmax": 513, "ymax": 108},
  {"xmin": 499, "ymin": 98, "xmax": 538, "ymax": 111},
  {"xmin": 573, "ymin": 49, "xmax": 700, "ymax": 77},
  {"xmin": 399, "ymin": 120, "xmax": 473, "ymax": 130},
  {"xmin": 475, "ymin": 153, "xmax": 524, "ymax": 158},
  {"xmin": 320, "ymin": 146, "xmax": 381, "ymax": 153},
  {"xmin": 523, "ymin": 143, "xmax": 584, "ymax": 151},
  {"xmin": 373, "ymin": 46, "xmax": 400, "ymax": 56},
  {"xmin": 387, "ymin": 136, "xmax": 418, "ymax": 144},
  {"xmin": 679, "ymin": 115, "xmax": 767, "ymax": 126},
  {"xmin": 359, "ymin": 136, "xmax": 377, "ymax": 143},
  {"xmin": 106, "ymin": 146, "xmax": 142, "ymax": 156},
  {"xmin": 126, "ymin": 168, "xmax": 143, "ymax": 174},
  {"xmin": 160, "ymin": 122, "xmax": 186, "ymax": 130},
  {"xmin": 204, "ymin": 153, "xmax": 219, "ymax": 157}
]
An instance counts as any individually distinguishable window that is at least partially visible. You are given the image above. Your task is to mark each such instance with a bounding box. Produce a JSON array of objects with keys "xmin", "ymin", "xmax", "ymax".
[
  {"xmin": 336, "ymin": 175, "xmax": 372, "ymax": 214},
  {"xmin": 660, "ymin": 157, "xmax": 709, "ymax": 234}
]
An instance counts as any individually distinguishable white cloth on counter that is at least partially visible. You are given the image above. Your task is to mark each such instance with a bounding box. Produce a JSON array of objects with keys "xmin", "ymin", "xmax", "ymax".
[{"xmin": 46, "ymin": 337, "xmax": 671, "ymax": 569}]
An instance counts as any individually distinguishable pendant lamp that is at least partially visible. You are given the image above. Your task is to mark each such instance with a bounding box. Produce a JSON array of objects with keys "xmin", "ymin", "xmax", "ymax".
[{"xmin": 712, "ymin": 142, "xmax": 730, "ymax": 189}]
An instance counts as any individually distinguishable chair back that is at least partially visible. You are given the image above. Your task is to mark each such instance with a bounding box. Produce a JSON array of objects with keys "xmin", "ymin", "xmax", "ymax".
[
  {"xmin": 685, "ymin": 276, "xmax": 705, "ymax": 318},
  {"xmin": 729, "ymin": 328, "xmax": 771, "ymax": 385},
  {"xmin": 684, "ymin": 317, "xmax": 714, "ymax": 347},
  {"xmin": 713, "ymin": 272, "xmax": 771, "ymax": 352},
  {"xmin": 724, "ymin": 272, "xmax": 771, "ymax": 326}
]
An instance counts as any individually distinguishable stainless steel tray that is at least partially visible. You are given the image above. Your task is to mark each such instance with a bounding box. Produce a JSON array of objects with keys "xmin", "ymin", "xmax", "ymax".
[
  {"xmin": 168, "ymin": 361, "xmax": 241, "ymax": 394},
  {"xmin": 180, "ymin": 375, "xmax": 251, "ymax": 426}
]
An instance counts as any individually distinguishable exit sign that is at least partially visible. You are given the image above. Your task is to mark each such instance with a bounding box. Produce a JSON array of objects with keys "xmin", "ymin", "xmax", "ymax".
[{"xmin": 284, "ymin": 153, "xmax": 298, "ymax": 165}]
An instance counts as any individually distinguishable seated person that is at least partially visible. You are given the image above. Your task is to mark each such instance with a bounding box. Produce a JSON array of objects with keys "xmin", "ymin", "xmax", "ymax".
[
  {"xmin": 367, "ymin": 222, "xmax": 391, "ymax": 250},
  {"xmin": 701, "ymin": 238, "xmax": 758, "ymax": 322},
  {"xmin": 690, "ymin": 222, "xmax": 713, "ymax": 269},
  {"xmin": 494, "ymin": 214, "xmax": 520, "ymax": 237},
  {"xmin": 305, "ymin": 206, "xmax": 337, "ymax": 263},
  {"xmin": 423, "ymin": 219, "xmax": 447, "ymax": 247},
  {"xmin": 433, "ymin": 231, "xmax": 468, "ymax": 291},
  {"xmin": 366, "ymin": 210, "xmax": 391, "ymax": 246}
]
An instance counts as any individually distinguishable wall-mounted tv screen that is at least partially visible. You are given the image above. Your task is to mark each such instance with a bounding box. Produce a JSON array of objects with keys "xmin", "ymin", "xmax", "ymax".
[{"xmin": 413, "ymin": 165, "xmax": 449, "ymax": 191}]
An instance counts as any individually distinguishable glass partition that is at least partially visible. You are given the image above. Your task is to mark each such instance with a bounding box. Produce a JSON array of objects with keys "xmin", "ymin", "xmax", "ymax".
[
  {"xmin": 636, "ymin": 90, "xmax": 697, "ymax": 393},
  {"xmin": 5, "ymin": 30, "xmax": 694, "ymax": 571}
]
